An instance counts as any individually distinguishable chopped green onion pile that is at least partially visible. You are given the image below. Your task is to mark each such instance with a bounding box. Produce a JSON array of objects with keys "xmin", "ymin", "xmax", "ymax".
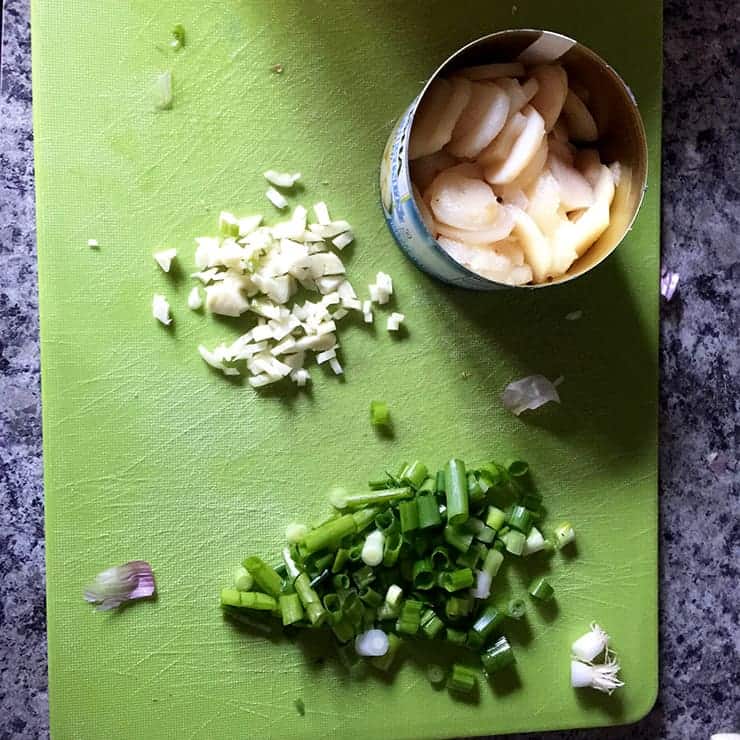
[{"xmin": 221, "ymin": 457, "xmax": 573, "ymax": 694}]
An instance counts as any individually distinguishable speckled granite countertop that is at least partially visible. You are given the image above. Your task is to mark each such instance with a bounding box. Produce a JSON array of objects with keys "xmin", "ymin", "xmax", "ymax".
[{"xmin": 0, "ymin": 1, "xmax": 737, "ymax": 738}]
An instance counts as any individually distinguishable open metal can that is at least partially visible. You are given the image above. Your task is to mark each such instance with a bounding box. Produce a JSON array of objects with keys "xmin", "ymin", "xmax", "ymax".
[{"xmin": 380, "ymin": 29, "xmax": 648, "ymax": 290}]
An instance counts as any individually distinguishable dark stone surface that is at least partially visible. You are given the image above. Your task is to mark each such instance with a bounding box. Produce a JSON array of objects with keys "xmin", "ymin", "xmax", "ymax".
[{"xmin": 0, "ymin": 0, "xmax": 737, "ymax": 737}]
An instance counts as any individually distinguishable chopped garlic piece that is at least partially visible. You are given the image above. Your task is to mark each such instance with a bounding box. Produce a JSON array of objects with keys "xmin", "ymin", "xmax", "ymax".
[
  {"xmin": 309, "ymin": 221, "xmax": 351, "ymax": 239},
  {"xmin": 343, "ymin": 297, "xmax": 362, "ymax": 311},
  {"xmin": 205, "ymin": 279, "xmax": 249, "ymax": 317},
  {"xmin": 264, "ymin": 170, "xmax": 301, "ymax": 188},
  {"xmin": 238, "ymin": 215, "xmax": 263, "ymax": 236},
  {"xmin": 316, "ymin": 348, "xmax": 337, "ymax": 364},
  {"xmin": 187, "ymin": 286, "xmax": 203, "ymax": 310},
  {"xmin": 387, "ymin": 312, "xmax": 405, "ymax": 331},
  {"xmin": 177, "ymin": 179, "xmax": 406, "ymax": 391},
  {"xmin": 266, "ymin": 187, "xmax": 288, "ymax": 209},
  {"xmin": 153, "ymin": 248, "xmax": 177, "ymax": 272},
  {"xmin": 292, "ymin": 368, "xmax": 310, "ymax": 386},
  {"xmin": 313, "ymin": 201, "xmax": 331, "ymax": 225},
  {"xmin": 152, "ymin": 294, "xmax": 172, "ymax": 325},
  {"xmin": 87, "ymin": 239, "xmax": 99, "ymax": 248},
  {"xmin": 198, "ymin": 345, "xmax": 239, "ymax": 376},
  {"xmin": 332, "ymin": 231, "xmax": 354, "ymax": 250},
  {"xmin": 376, "ymin": 271, "xmax": 393, "ymax": 295},
  {"xmin": 194, "ymin": 237, "xmax": 221, "ymax": 269},
  {"xmin": 248, "ymin": 373, "xmax": 275, "ymax": 388},
  {"xmin": 218, "ymin": 211, "xmax": 239, "ymax": 236}
]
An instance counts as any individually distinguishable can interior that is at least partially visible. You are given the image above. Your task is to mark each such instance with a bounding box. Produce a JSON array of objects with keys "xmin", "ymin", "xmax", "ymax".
[{"xmin": 415, "ymin": 30, "xmax": 649, "ymax": 287}]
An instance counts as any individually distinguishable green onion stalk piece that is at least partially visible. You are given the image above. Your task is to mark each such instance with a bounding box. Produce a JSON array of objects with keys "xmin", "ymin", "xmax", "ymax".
[
  {"xmin": 507, "ymin": 505, "xmax": 533, "ymax": 533},
  {"xmin": 369, "ymin": 400, "xmax": 391, "ymax": 427},
  {"xmin": 300, "ymin": 515, "xmax": 357, "ymax": 555},
  {"xmin": 242, "ymin": 556, "xmax": 283, "ymax": 598},
  {"xmin": 382, "ymin": 531, "xmax": 403, "ymax": 567},
  {"xmin": 279, "ymin": 593, "xmax": 304, "ymax": 626},
  {"xmin": 444, "ymin": 525, "xmax": 473, "ymax": 553},
  {"xmin": 331, "ymin": 487, "xmax": 412, "ymax": 511},
  {"xmin": 170, "ymin": 23, "xmax": 185, "ymax": 50},
  {"xmin": 420, "ymin": 608, "xmax": 445, "ymax": 639},
  {"xmin": 411, "ymin": 559, "xmax": 435, "ymax": 590},
  {"xmin": 467, "ymin": 605, "xmax": 505, "ymax": 649},
  {"xmin": 440, "ymin": 568, "xmax": 474, "ymax": 593},
  {"xmin": 233, "ymin": 566, "xmax": 254, "ymax": 592},
  {"xmin": 528, "ymin": 576, "xmax": 555, "ymax": 601},
  {"xmin": 427, "ymin": 664, "xmax": 447, "ymax": 686},
  {"xmin": 401, "ymin": 461, "xmax": 429, "ymax": 489},
  {"xmin": 448, "ymin": 664, "xmax": 478, "ymax": 694},
  {"xmin": 398, "ymin": 500, "xmax": 419, "ymax": 532},
  {"xmin": 501, "ymin": 529, "xmax": 526, "ymax": 556},
  {"xmin": 294, "ymin": 573, "xmax": 327, "ymax": 626},
  {"xmin": 481, "ymin": 635, "xmax": 516, "ymax": 675},
  {"xmin": 396, "ymin": 599, "xmax": 423, "ymax": 635},
  {"xmin": 417, "ymin": 493, "xmax": 442, "ymax": 529},
  {"xmin": 444, "ymin": 459, "xmax": 469, "ymax": 525},
  {"xmin": 506, "ymin": 598, "xmax": 526, "ymax": 619},
  {"xmin": 220, "ymin": 588, "xmax": 277, "ymax": 612}
]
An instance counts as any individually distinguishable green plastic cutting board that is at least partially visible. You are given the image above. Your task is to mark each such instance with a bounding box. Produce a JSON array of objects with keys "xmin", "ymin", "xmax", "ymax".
[{"xmin": 32, "ymin": 1, "xmax": 661, "ymax": 738}]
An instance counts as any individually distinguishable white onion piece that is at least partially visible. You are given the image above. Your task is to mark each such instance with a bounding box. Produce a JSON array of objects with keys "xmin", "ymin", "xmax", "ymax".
[
  {"xmin": 437, "ymin": 236, "xmax": 530, "ymax": 285},
  {"xmin": 571, "ymin": 623, "xmax": 610, "ymax": 662},
  {"xmin": 520, "ymin": 77, "xmax": 539, "ymax": 105},
  {"xmin": 570, "ymin": 658, "xmax": 623, "ymax": 694},
  {"xmin": 477, "ymin": 111, "xmax": 526, "ymax": 167},
  {"xmin": 562, "ymin": 89, "xmax": 598, "ymax": 141},
  {"xmin": 355, "ymin": 629, "xmax": 389, "ymax": 657},
  {"xmin": 548, "ymin": 135, "xmax": 576, "ymax": 165},
  {"xmin": 548, "ymin": 155, "xmax": 594, "ymax": 211},
  {"xmin": 484, "ymin": 106, "xmax": 546, "ymax": 185},
  {"xmin": 510, "ymin": 206, "xmax": 551, "ymax": 283},
  {"xmin": 495, "ymin": 77, "xmax": 526, "ymax": 116},
  {"xmin": 152, "ymin": 294, "xmax": 172, "ymax": 325},
  {"xmin": 574, "ymin": 149, "xmax": 603, "ymax": 186},
  {"xmin": 436, "ymin": 204, "xmax": 515, "ymax": 244},
  {"xmin": 471, "ymin": 570, "xmax": 492, "ymax": 599},
  {"xmin": 361, "ymin": 530, "xmax": 385, "ymax": 566},
  {"xmin": 507, "ymin": 136, "xmax": 549, "ymax": 192},
  {"xmin": 527, "ymin": 170, "xmax": 562, "ymax": 236},
  {"xmin": 552, "ymin": 165, "xmax": 615, "ymax": 258},
  {"xmin": 529, "ymin": 65, "xmax": 568, "ymax": 131},
  {"xmin": 551, "ymin": 117, "xmax": 569, "ymax": 142},
  {"xmin": 409, "ymin": 78, "xmax": 455, "ymax": 159},
  {"xmin": 460, "ymin": 62, "xmax": 525, "ymax": 80},
  {"xmin": 428, "ymin": 170, "xmax": 500, "ymax": 230},
  {"xmin": 492, "ymin": 185, "xmax": 528, "ymax": 211},
  {"xmin": 522, "ymin": 527, "xmax": 546, "ymax": 555},
  {"xmin": 447, "ymin": 82, "xmax": 510, "ymax": 159},
  {"xmin": 501, "ymin": 374, "xmax": 561, "ymax": 416},
  {"xmin": 410, "ymin": 150, "xmax": 459, "ymax": 192}
]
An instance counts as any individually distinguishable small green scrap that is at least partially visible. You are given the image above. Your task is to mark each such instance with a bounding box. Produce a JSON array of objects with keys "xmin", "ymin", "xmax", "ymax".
[
  {"xmin": 170, "ymin": 24, "xmax": 186, "ymax": 51},
  {"xmin": 294, "ymin": 698, "xmax": 305, "ymax": 716}
]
